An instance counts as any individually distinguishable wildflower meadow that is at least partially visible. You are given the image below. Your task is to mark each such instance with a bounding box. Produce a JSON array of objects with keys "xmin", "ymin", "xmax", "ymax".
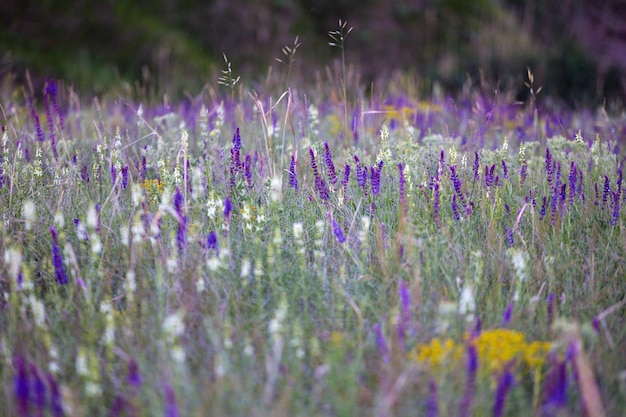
[{"xmin": 1, "ymin": 32, "xmax": 626, "ymax": 417}]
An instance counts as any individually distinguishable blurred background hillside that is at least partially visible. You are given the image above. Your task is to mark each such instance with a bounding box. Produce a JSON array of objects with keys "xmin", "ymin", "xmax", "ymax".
[{"xmin": 1, "ymin": 0, "xmax": 624, "ymax": 106}]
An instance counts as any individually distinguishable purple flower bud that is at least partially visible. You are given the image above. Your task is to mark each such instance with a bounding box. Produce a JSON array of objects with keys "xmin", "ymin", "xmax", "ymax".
[
  {"xmin": 451, "ymin": 194, "xmax": 461, "ymax": 221},
  {"xmin": 602, "ymin": 175, "xmax": 611, "ymax": 207},
  {"xmin": 288, "ymin": 155, "xmax": 298, "ymax": 190},
  {"xmin": 50, "ymin": 227, "xmax": 69, "ymax": 285}
]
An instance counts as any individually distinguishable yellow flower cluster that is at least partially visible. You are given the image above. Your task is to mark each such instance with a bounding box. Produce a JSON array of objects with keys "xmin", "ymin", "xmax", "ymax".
[
  {"xmin": 409, "ymin": 329, "xmax": 552, "ymax": 375},
  {"xmin": 141, "ymin": 179, "xmax": 164, "ymax": 202}
]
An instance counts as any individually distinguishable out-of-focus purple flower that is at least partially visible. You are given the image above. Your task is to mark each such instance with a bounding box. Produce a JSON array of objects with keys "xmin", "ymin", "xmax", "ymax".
[
  {"xmin": 373, "ymin": 323, "xmax": 390, "ymax": 363},
  {"xmin": 458, "ymin": 341, "xmax": 478, "ymax": 417},
  {"xmin": 502, "ymin": 302, "xmax": 513, "ymax": 326},
  {"xmin": 163, "ymin": 383, "xmax": 180, "ymax": 417},
  {"xmin": 46, "ymin": 79, "xmax": 64, "ymax": 131},
  {"xmin": 230, "ymin": 128, "xmax": 242, "ymax": 186},
  {"xmin": 540, "ymin": 196, "xmax": 547, "ymax": 220},
  {"xmin": 110, "ymin": 396, "xmax": 125, "ymax": 417},
  {"xmin": 450, "ymin": 165, "xmax": 465, "ymax": 206},
  {"xmin": 541, "ymin": 353, "xmax": 568, "ymax": 413},
  {"xmin": 14, "ymin": 356, "xmax": 29, "ymax": 415},
  {"xmin": 289, "ymin": 154, "xmax": 298, "ymax": 190},
  {"xmin": 426, "ymin": 378, "xmax": 438, "ymax": 417},
  {"xmin": 398, "ymin": 163, "xmax": 406, "ymax": 204},
  {"xmin": 173, "ymin": 187, "xmax": 183, "ymax": 214},
  {"xmin": 592, "ymin": 316, "xmax": 600, "ymax": 333},
  {"xmin": 176, "ymin": 215, "xmax": 187, "ymax": 255},
  {"xmin": 50, "ymin": 227, "xmax": 69, "ymax": 285},
  {"xmin": 35, "ymin": 114, "xmax": 45, "ymax": 142},
  {"xmin": 342, "ymin": 164, "xmax": 351, "ymax": 197},
  {"xmin": 331, "ymin": 218, "xmax": 345, "ymax": 243},
  {"xmin": 81, "ymin": 165, "xmax": 90, "ymax": 183},
  {"xmin": 505, "ymin": 226, "xmax": 514, "ymax": 247},
  {"xmin": 501, "ymin": 160, "xmax": 508, "ymax": 179},
  {"xmin": 439, "ymin": 150, "xmax": 445, "ymax": 169},
  {"xmin": 550, "ymin": 189, "xmax": 558, "ymax": 226},
  {"xmin": 594, "ymin": 182, "xmax": 599, "ymax": 206},
  {"xmin": 47, "ymin": 373, "xmax": 64, "ymax": 417},
  {"xmin": 492, "ymin": 366, "xmax": 515, "ymax": 417},
  {"xmin": 554, "ymin": 162, "xmax": 562, "ymax": 190},
  {"xmin": 485, "ymin": 164, "xmax": 496, "ymax": 188},
  {"xmin": 110, "ymin": 164, "xmax": 118, "ymax": 186},
  {"xmin": 207, "ymin": 231, "xmax": 218, "ymax": 252},
  {"xmin": 433, "ymin": 180, "xmax": 440, "ymax": 227},
  {"xmin": 223, "ymin": 197, "xmax": 232, "ymax": 224},
  {"xmin": 611, "ymin": 190, "xmax": 620, "ymax": 226},
  {"xmin": 121, "ymin": 166, "xmax": 129, "ymax": 190},
  {"xmin": 31, "ymin": 363, "xmax": 47, "ymax": 415},
  {"xmin": 324, "ymin": 142, "xmax": 337, "ymax": 186},
  {"xmin": 244, "ymin": 154, "xmax": 253, "ymax": 189},
  {"xmin": 44, "ymin": 93, "xmax": 57, "ymax": 157},
  {"xmin": 355, "ymin": 155, "xmax": 367, "ymax": 194},
  {"xmin": 127, "ymin": 358, "xmax": 142, "ymax": 389},
  {"xmin": 352, "ymin": 112, "xmax": 359, "ymax": 143}
]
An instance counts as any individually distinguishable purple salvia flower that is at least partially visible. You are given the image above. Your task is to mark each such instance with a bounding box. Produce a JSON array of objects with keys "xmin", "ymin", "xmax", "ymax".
[
  {"xmin": 501, "ymin": 160, "xmax": 508, "ymax": 179},
  {"xmin": 207, "ymin": 231, "xmax": 218, "ymax": 252},
  {"xmin": 451, "ymin": 194, "xmax": 461, "ymax": 221},
  {"xmin": 163, "ymin": 383, "xmax": 180, "ymax": 417},
  {"xmin": 127, "ymin": 358, "xmax": 142, "ymax": 389},
  {"xmin": 173, "ymin": 187, "xmax": 183, "ymax": 214},
  {"xmin": 594, "ymin": 182, "xmax": 599, "ymax": 206},
  {"xmin": 309, "ymin": 148, "xmax": 320, "ymax": 178},
  {"xmin": 450, "ymin": 165, "xmax": 465, "ymax": 205},
  {"xmin": 121, "ymin": 166, "xmax": 129, "ymax": 190},
  {"xmin": 315, "ymin": 176, "xmax": 330, "ymax": 201},
  {"xmin": 458, "ymin": 341, "xmax": 478, "ymax": 417},
  {"xmin": 433, "ymin": 180, "xmax": 440, "ymax": 228},
  {"xmin": 397, "ymin": 280, "xmax": 411, "ymax": 347},
  {"xmin": 559, "ymin": 183, "xmax": 567, "ymax": 207},
  {"xmin": 35, "ymin": 114, "xmax": 45, "ymax": 142},
  {"xmin": 355, "ymin": 155, "xmax": 367, "ymax": 189},
  {"xmin": 439, "ymin": 149, "xmax": 445, "ymax": 170},
  {"xmin": 485, "ymin": 164, "xmax": 494, "ymax": 188},
  {"xmin": 520, "ymin": 161, "xmax": 527, "ymax": 186},
  {"xmin": 370, "ymin": 166, "xmax": 381, "ymax": 196},
  {"xmin": 602, "ymin": 175, "xmax": 610, "ymax": 207},
  {"xmin": 492, "ymin": 366, "xmax": 515, "ymax": 417},
  {"xmin": 111, "ymin": 164, "xmax": 117, "ymax": 186},
  {"xmin": 398, "ymin": 163, "xmax": 406, "ymax": 204},
  {"xmin": 554, "ymin": 161, "xmax": 562, "ymax": 190},
  {"xmin": 505, "ymin": 226, "xmax": 514, "ymax": 247},
  {"xmin": 545, "ymin": 147, "xmax": 553, "ymax": 187},
  {"xmin": 288, "ymin": 154, "xmax": 298, "ymax": 190},
  {"xmin": 473, "ymin": 151, "xmax": 480, "ymax": 181},
  {"xmin": 539, "ymin": 196, "xmax": 547, "ymax": 220},
  {"xmin": 541, "ymin": 353, "xmax": 568, "ymax": 413},
  {"xmin": 577, "ymin": 170, "xmax": 584, "ymax": 200},
  {"xmin": 46, "ymin": 79, "xmax": 64, "ymax": 131},
  {"xmin": 373, "ymin": 323, "xmax": 390, "ymax": 363},
  {"xmin": 502, "ymin": 302, "xmax": 513, "ymax": 326},
  {"xmin": 31, "ymin": 363, "xmax": 47, "ymax": 416},
  {"xmin": 324, "ymin": 142, "xmax": 337, "ymax": 186},
  {"xmin": 426, "ymin": 378, "xmax": 438, "ymax": 417},
  {"xmin": 50, "ymin": 227, "xmax": 69, "ymax": 285},
  {"xmin": 342, "ymin": 164, "xmax": 351, "ymax": 197},
  {"xmin": 568, "ymin": 161, "xmax": 577, "ymax": 206},
  {"xmin": 47, "ymin": 373, "xmax": 64, "ymax": 417},
  {"xmin": 330, "ymin": 216, "xmax": 346, "ymax": 244},
  {"xmin": 176, "ymin": 215, "xmax": 187, "ymax": 255},
  {"xmin": 550, "ymin": 188, "xmax": 558, "ymax": 226},
  {"xmin": 13, "ymin": 356, "xmax": 29, "ymax": 416},
  {"xmin": 223, "ymin": 197, "xmax": 232, "ymax": 224},
  {"xmin": 244, "ymin": 154, "xmax": 253, "ymax": 189}
]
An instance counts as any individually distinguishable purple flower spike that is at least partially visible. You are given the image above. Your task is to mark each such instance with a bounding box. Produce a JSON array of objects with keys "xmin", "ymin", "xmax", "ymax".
[
  {"xmin": 473, "ymin": 151, "xmax": 480, "ymax": 181},
  {"xmin": 13, "ymin": 356, "xmax": 29, "ymax": 415},
  {"xmin": 289, "ymin": 154, "xmax": 298, "ymax": 190},
  {"xmin": 173, "ymin": 187, "xmax": 183, "ymax": 214},
  {"xmin": 223, "ymin": 198, "xmax": 232, "ymax": 224},
  {"xmin": 505, "ymin": 226, "xmax": 514, "ymax": 247},
  {"xmin": 520, "ymin": 161, "xmax": 528, "ymax": 186},
  {"xmin": 163, "ymin": 384, "xmax": 180, "ymax": 417},
  {"xmin": 458, "ymin": 341, "xmax": 478, "ymax": 417},
  {"xmin": 541, "ymin": 354, "xmax": 568, "ymax": 413},
  {"xmin": 546, "ymin": 147, "xmax": 553, "ymax": 187},
  {"xmin": 373, "ymin": 323, "xmax": 390, "ymax": 363},
  {"xmin": 244, "ymin": 154, "xmax": 253, "ymax": 189},
  {"xmin": 501, "ymin": 160, "xmax": 508, "ymax": 179},
  {"xmin": 492, "ymin": 366, "xmax": 515, "ymax": 417},
  {"xmin": 50, "ymin": 227, "xmax": 69, "ymax": 285},
  {"xmin": 426, "ymin": 378, "xmax": 438, "ymax": 417},
  {"xmin": 309, "ymin": 148, "xmax": 319, "ymax": 178},
  {"xmin": 398, "ymin": 163, "xmax": 406, "ymax": 203},
  {"xmin": 176, "ymin": 215, "xmax": 187, "ymax": 255},
  {"xmin": 451, "ymin": 194, "xmax": 461, "ymax": 221},
  {"xmin": 121, "ymin": 166, "xmax": 129, "ymax": 190},
  {"xmin": 324, "ymin": 142, "xmax": 337, "ymax": 185}
]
